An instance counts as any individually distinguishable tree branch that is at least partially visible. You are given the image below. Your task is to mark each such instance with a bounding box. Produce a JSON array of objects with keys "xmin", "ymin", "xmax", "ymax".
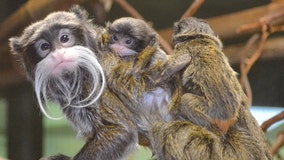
[
  {"xmin": 181, "ymin": 0, "xmax": 205, "ymax": 19},
  {"xmin": 261, "ymin": 111, "xmax": 284, "ymax": 132}
]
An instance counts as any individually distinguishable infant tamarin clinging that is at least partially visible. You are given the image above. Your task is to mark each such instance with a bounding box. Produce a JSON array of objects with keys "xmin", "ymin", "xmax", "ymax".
[
  {"xmin": 101, "ymin": 17, "xmax": 191, "ymax": 81},
  {"xmin": 150, "ymin": 17, "xmax": 272, "ymax": 160},
  {"xmin": 9, "ymin": 6, "xmax": 139, "ymax": 160},
  {"xmin": 174, "ymin": 17, "xmax": 241, "ymax": 133},
  {"xmin": 99, "ymin": 17, "xmax": 191, "ymax": 147}
]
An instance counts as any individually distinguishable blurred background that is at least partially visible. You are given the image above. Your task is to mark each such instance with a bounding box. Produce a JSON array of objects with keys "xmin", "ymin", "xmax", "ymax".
[{"xmin": 1, "ymin": 0, "xmax": 284, "ymax": 159}]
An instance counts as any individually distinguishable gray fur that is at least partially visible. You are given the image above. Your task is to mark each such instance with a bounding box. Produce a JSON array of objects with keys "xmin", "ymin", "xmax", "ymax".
[{"xmin": 9, "ymin": 5, "xmax": 138, "ymax": 160}]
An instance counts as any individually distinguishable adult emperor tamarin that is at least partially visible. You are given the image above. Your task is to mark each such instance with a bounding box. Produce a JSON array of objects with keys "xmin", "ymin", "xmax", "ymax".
[{"xmin": 9, "ymin": 5, "xmax": 139, "ymax": 160}]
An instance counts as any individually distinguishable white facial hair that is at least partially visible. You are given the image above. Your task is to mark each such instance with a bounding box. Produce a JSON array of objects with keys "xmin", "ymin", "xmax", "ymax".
[{"xmin": 34, "ymin": 46, "xmax": 105, "ymax": 120}]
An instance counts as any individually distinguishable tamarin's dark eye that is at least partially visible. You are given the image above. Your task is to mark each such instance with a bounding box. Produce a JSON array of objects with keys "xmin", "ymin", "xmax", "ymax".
[
  {"xmin": 35, "ymin": 39, "xmax": 51, "ymax": 58},
  {"xmin": 125, "ymin": 39, "xmax": 133, "ymax": 45},
  {"xmin": 58, "ymin": 29, "xmax": 75, "ymax": 47},
  {"xmin": 60, "ymin": 35, "xmax": 70, "ymax": 43},
  {"xmin": 112, "ymin": 34, "xmax": 118, "ymax": 41},
  {"xmin": 40, "ymin": 42, "xmax": 50, "ymax": 51}
]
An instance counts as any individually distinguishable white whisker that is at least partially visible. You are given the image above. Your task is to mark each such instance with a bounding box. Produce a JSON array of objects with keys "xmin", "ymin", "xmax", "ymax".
[
  {"xmin": 70, "ymin": 46, "xmax": 105, "ymax": 108},
  {"xmin": 34, "ymin": 45, "xmax": 105, "ymax": 119},
  {"xmin": 35, "ymin": 65, "xmax": 63, "ymax": 120},
  {"xmin": 70, "ymin": 72, "xmax": 82, "ymax": 100}
]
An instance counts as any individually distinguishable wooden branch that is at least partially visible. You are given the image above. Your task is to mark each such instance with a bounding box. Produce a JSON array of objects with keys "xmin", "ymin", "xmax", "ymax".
[
  {"xmin": 271, "ymin": 131, "xmax": 284, "ymax": 156},
  {"xmin": 224, "ymin": 36, "xmax": 284, "ymax": 64},
  {"xmin": 242, "ymin": 27, "xmax": 269, "ymax": 75},
  {"xmin": 113, "ymin": 0, "xmax": 173, "ymax": 54},
  {"xmin": 181, "ymin": 0, "xmax": 205, "ymax": 19},
  {"xmin": 239, "ymin": 34, "xmax": 260, "ymax": 107},
  {"xmin": 113, "ymin": 0, "xmax": 144, "ymax": 20},
  {"xmin": 260, "ymin": 10, "xmax": 284, "ymax": 26},
  {"xmin": 238, "ymin": 10, "xmax": 284, "ymax": 34},
  {"xmin": 272, "ymin": 0, "xmax": 284, "ymax": 2},
  {"xmin": 260, "ymin": 103, "xmax": 284, "ymax": 156},
  {"xmin": 261, "ymin": 111, "xmax": 284, "ymax": 132},
  {"xmin": 240, "ymin": 9, "xmax": 284, "ymax": 107},
  {"xmin": 158, "ymin": 2, "xmax": 284, "ymax": 43},
  {"xmin": 88, "ymin": 0, "xmax": 109, "ymax": 25},
  {"xmin": 240, "ymin": 29, "xmax": 269, "ymax": 106}
]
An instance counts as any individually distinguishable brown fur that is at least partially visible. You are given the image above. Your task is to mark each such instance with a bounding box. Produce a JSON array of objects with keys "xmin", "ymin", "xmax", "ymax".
[
  {"xmin": 98, "ymin": 17, "xmax": 192, "ymax": 150},
  {"xmin": 149, "ymin": 17, "xmax": 272, "ymax": 160}
]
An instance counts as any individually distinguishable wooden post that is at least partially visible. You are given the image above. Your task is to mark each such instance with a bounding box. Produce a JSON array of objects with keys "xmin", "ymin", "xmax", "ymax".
[{"xmin": 3, "ymin": 82, "xmax": 42, "ymax": 160}]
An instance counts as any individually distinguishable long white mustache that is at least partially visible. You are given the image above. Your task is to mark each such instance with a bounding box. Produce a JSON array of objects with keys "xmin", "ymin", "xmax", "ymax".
[{"xmin": 34, "ymin": 46, "xmax": 105, "ymax": 120}]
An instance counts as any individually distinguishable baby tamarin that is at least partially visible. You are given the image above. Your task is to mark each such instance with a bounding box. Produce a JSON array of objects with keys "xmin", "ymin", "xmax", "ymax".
[
  {"xmin": 99, "ymin": 17, "xmax": 191, "ymax": 147},
  {"xmin": 150, "ymin": 17, "xmax": 272, "ymax": 160},
  {"xmin": 175, "ymin": 17, "xmax": 240, "ymax": 133},
  {"xmin": 9, "ymin": 6, "xmax": 139, "ymax": 160}
]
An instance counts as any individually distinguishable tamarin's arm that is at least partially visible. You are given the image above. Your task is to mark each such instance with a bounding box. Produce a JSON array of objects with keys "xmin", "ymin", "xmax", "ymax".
[{"xmin": 144, "ymin": 52, "xmax": 191, "ymax": 84}]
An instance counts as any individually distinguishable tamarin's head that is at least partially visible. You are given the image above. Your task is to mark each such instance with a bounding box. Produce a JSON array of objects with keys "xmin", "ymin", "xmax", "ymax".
[
  {"xmin": 9, "ymin": 5, "xmax": 105, "ymax": 119},
  {"xmin": 9, "ymin": 5, "xmax": 101, "ymax": 79},
  {"xmin": 173, "ymin": 17, "xmax": 222, "ymax": 48},
  {"xmin": 106, "ymin": 17, "xmax": 157, "ymax": 57},
  {"xmin": 174, "ymin": 17, "xmax": 215, "ymax": 36}
]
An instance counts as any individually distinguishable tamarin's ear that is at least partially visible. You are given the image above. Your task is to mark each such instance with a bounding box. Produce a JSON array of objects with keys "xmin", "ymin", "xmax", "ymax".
[
  {"xmin": 105, "ymin": 21, "xmax": 111, "ymax": 28},
  {"xmin": 70, "ymin": 5, "xmax": 89, "ymax": 21},
  {"xmin": 173, "ymin": 21, "xmax": 181, "ymax": 35},
  {"xmin": 148, "ymin": 34, "xmax": 157, "ymax": 46},
  {"xmin": 9, "ymin": 37, "xmax": 22, "ymax": 54}
]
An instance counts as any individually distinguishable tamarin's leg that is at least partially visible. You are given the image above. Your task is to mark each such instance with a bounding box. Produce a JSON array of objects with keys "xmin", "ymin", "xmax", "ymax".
[
  {"xmin": 150, "ymin": 120, "xmax": 223, "ymax": 160},
  {"xmin": 180, "ymin": 93, "xmax": 237, "ymax": 133}
]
